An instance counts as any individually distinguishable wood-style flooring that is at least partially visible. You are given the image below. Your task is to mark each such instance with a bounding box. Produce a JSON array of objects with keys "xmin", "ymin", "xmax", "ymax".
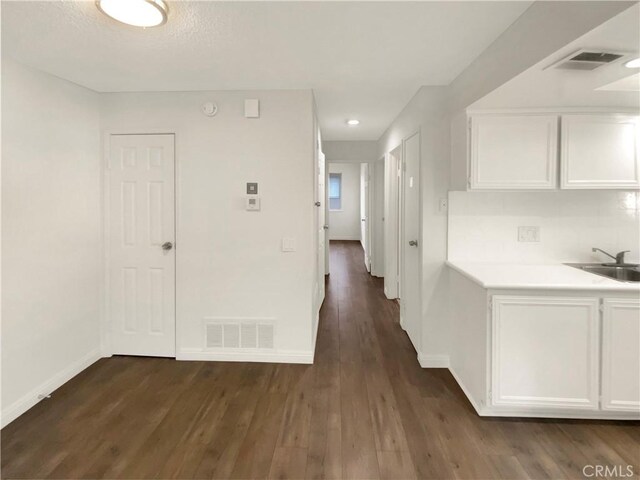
[{"xmin": 2, "ymin": 240, "xmax": 639, "ymax": 479}]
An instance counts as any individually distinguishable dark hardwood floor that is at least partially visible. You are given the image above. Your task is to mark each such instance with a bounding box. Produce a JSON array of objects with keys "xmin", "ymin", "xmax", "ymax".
[{"xmin": 2, "ymin": 240, "xmax": 639, "ymax": 479}]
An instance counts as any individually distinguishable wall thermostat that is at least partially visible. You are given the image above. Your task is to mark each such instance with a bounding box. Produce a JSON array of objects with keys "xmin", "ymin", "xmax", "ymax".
[
  {"xmin": 201, "ymin": 102, "xmax": 218, "ymax": 117},
  {"xmin": 246, "ymin": 196, "xmax": 261, "ymax": 211}
]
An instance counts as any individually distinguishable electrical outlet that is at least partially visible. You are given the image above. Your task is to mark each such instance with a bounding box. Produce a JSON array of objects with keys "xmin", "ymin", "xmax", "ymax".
[{"xmin": 518, "ymin": 226, "xmax": 540, "ymax": 242}]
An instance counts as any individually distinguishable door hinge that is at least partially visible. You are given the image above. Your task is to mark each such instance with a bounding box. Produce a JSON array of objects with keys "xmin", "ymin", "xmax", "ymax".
[
  {"xmin": 488, "ymin": 298, "xmax": 493, "ymax": 311},
  {"xmin": 598, "ymin": 301, "xmax": 605, "ymax": 313},
  {"xmin": 467, "ymin": 177, "xmax": 472, "ymax": 189}
]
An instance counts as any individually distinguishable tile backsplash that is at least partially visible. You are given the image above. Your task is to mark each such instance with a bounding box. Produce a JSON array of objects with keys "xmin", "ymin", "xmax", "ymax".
[{"xmin": 448, "ymin": 191, "xmax": 640, "ymax": 264}]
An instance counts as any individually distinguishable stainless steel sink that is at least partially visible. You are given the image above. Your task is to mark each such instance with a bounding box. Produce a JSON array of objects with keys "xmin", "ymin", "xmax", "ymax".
[{"xmin": 566, "ymin": 263, "xmax": 640, "ymax": 283}]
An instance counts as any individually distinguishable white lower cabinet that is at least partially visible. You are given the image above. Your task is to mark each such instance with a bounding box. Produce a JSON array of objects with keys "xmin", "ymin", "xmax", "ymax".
[
  {"xmin": 490, "ymin": 294, "xmax": 640, "ymax": 418},
  {"xmin": 601, "ymin": 299, "xmax": 640, "ymax": 412},
  {"xmin": 491, "ymin": 296, "xmax": 599, "ymax": 410}
]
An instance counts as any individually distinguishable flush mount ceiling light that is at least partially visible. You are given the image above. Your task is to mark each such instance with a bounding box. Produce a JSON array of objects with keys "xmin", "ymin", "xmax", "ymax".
[
  {"xmin": 346, "ymin": 119, "xmax": 360, "ymax": 126},
  {"xmin": 624, "ymin": 58, "xmax": 640, "ymax": 68},
  {"xmin": 96, "ymin": 0, "xmax": 168, "ymax": 28}
]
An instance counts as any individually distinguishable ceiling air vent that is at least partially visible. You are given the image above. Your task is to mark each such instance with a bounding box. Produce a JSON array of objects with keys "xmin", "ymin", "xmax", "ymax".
[{"xmin": 548, "ymin": 49, "xmax": 625, "ymax": 71}]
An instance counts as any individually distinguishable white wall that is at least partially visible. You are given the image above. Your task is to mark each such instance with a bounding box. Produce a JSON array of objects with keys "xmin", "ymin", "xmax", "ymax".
[
  {"xmin": 378, "ymin": 87, "xmax": 451, "ymax": 366},
  {"xmin": 100, "ymin": 90, "xmax": 316, "ymax": 362},
  {"xmin": 323, "ymin": 141, "xmax": 378, "ymax": 164},
  {"xmin": 328, "ymin": 162, "xmax": 361, "ymax": 241},
  {"xmin": 449, "ymin": 191, "xmax": 640, "ymax": 264},
  {"xmin": 1, "ymin": 59, "xmax": 102, "ymax": 426}
]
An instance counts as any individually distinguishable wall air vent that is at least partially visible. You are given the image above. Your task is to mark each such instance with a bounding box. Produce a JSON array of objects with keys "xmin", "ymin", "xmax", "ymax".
[
  {"xmin": 205, "ymin": 319, "xmax": 274, "ymax": 350},
  {"xmin": 548, "ymin": 49, "xmax": 625, "ymax": 71}
]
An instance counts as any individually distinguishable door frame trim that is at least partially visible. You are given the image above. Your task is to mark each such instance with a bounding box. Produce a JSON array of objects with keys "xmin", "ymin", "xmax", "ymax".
[{"xmin": 101, "ymin": 128, "xmax": 179, "ymax": 358}]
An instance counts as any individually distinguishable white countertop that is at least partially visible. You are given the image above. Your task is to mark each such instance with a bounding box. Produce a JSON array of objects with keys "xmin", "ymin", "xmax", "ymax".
[{"xmin": 447, "ymin": 261, "xmax": 640, "ymax": 292}]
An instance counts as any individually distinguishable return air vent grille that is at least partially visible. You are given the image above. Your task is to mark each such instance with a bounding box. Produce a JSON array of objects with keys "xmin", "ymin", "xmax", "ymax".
[
  {"xmin": 205, "ymin": 320, "xmax": 274, "ymax": 350},
  {"xmin": 549, "ymin": 49, "xmax": 625, "ymax": 71}
]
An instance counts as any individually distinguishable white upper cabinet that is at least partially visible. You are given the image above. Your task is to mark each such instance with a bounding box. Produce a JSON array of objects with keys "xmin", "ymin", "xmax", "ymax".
[
  {"xmin": 601, "ymin": 298, "xmax": 640, "ymax": 413},
  {"xmin": 560, "ymin": 114, "xmax": 640, "ymax": 189},
  {"xmin": 469, "ymin": 115, "xmax": 558, "ymax": 190}
]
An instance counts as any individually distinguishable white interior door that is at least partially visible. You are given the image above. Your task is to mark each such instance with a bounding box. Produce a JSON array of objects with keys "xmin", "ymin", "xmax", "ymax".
[
  {"xmin": 107, "ymin": 134, "xmax": 176, "ymax": 357},
  {"xmin": 401, "ymin": 132, "xmax": 421, "ymax": 349},
  {"xmin": 360, "ymin": 163, "xmax": 370, "ymax": 271},
  {"xmin": 324, "ymin": 166, "xmax": 330, "ymax": 275},
  {"xmin": 316, "ymin": 149, "xmax": 326, "ymax": 305},
  {"xmin": 384, "ymin": 146, "xmax": 401, "ymax": 299}
]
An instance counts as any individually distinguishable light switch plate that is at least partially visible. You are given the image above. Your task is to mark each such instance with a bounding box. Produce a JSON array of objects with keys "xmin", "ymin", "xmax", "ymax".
[
  {"xmin": 518, "ymin": 226, "xmax": 540, "ymax": 242},
  {"xmin": 282, "ymin": 237, "xmax": 296, "ymax": 252},
  {"xmin": 245, "ymin": 99, "xmax": 259, "ymax": 118}
]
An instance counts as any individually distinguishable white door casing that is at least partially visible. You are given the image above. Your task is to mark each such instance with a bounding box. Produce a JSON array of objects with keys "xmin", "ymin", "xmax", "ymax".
[
  {"xmin": 401, "ymin": 132, "xmax": 421, "ymax": 349},
  {"xmin": 106, "ymin": 134, "xmax": 176, "ymax": 357}
]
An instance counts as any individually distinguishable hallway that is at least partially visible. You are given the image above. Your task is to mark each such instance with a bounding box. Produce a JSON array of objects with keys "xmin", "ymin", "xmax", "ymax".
[{"xmin": 2, "ymin": 240, "xmax": 638, "ymax": 479}]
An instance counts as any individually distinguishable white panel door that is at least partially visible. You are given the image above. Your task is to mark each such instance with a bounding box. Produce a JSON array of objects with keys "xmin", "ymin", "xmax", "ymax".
[
  {"xmin": 492, "ymin": 296, "xmax": 599, "ymax": 410},
  {"xmin": 561, "ymin": 114, "xmax": 640, "ymax": 189},
  {"xmin": 401, "ymin": 133, "xmax": 421, "ymax": 349},
  {"xmin": 384, "ymin": 146, "xmax": 401, "ymax": 299},
  {"xmin": 360, "ymin": 163, "xmax": 370, "ymax": 271},
  {"xmin": 316, "ymin": 149, "xmax": 326, "ymax": 307},
  {"xmin": 470, "ymin": 114, "xmax": 558, "ymax": 190},
  {"xmin": 602, "ymin": 298, "xmax": 640, "ymax": 413},
  {"xmin": 107, "ymin": 134, "xmax": 175, "ymax": 357}
]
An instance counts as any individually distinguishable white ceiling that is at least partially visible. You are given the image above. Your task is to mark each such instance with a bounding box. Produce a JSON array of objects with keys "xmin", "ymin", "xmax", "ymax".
[
  {"xmin": 2, "ymin": 1, "xmax": 532, "ymax": 140},
  {"xmin": 472, "ymin": 3, "xmax": 640, "ymax": 110}
]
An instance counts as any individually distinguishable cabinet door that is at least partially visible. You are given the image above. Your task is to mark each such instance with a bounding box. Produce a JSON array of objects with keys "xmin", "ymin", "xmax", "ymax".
[
  {"xmin": 469, "ymin": 115, "xmax": 558, "ymax": 190},
  {"xmin": 492, "ymin": 296, "xmax": 599, "ymax": 410},
  {"xmin": 602, "ymin": 298, "xmax": 640, "ymax": 413},
  {"xmin": 561, "ymin": 114, "xmax": 640, "ymax": 189}
]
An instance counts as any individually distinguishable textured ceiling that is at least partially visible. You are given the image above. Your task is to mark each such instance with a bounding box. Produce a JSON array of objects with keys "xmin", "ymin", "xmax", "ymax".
[{"xmin": 2, "ymin": 1, "xmax": 532, "ymax": 140}]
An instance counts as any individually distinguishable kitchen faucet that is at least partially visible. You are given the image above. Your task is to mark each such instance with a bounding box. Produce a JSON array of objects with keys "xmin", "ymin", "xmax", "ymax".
[{"xmin": 592, "ymin": 248, "xmax": 631, "ymax": 265}]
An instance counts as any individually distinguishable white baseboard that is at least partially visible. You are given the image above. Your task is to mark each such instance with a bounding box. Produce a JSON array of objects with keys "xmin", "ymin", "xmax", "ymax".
[
  {"xmin": 448, "ymin": 366, "xmax": 639, "ymax": 420},
  {"xmin": 1, "ymin": 348, "xmax": 102, "ymax": 428},
  {"xmin": 177, "ymin": 348, "xmax": 314, "ymax": 364},
  {"xmin": 417, "ymin": 353, "xmax": 450, "ymax": 368}
]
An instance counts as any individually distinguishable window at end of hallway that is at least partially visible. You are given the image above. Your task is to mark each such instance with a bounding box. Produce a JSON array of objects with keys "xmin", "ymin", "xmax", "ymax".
[{"xmin": 329, "ymin": 173, "xmax": 342, "ymax": 211}]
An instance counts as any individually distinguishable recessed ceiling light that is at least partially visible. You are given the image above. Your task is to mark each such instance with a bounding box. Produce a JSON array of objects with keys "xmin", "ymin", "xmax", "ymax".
[
  {"xmin": 624, "ymin": 58, "xmax": 640, "ymax": 69},
  {"xmin": 96, "ymin": 0, "xmax": 168, "ymax": 28},
  {"xmin": 346, "ymin": 119, "xmax": 360, "ymax": 126}
]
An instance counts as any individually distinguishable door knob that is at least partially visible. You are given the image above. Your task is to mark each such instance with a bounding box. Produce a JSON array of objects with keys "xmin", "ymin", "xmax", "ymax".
[
  {"xmin": 162, "ymin": 241, "xmax": 173, "ymax": 251},
  {"xmin": 408, "ymin": 240, "xmax": 418, "ymax": 247},
  {"xmin": 323, "ymin": 225, "xmax": 329, "ymax": 230},
  {"xmin": 315, "ymin": 201, "xmax": 321, "ymax": 207}
]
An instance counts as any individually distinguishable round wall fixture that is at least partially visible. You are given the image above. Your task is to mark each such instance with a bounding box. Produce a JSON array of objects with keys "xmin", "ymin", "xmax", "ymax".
[
  {"xmin": 202, "ymin": 102, "xmax": 218, "ymax": 117},
  {"xmin": 96, "ymin": 0, "xmax": 168, "ymax": 28}
]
